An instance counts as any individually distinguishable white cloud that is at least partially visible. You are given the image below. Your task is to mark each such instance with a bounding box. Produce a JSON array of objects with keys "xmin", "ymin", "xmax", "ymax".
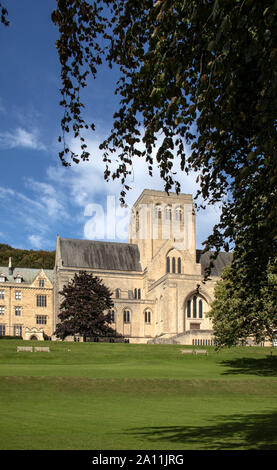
[
  {"xmin": 46, "ymin": 132, "xmax": 223, "ymax": 247},
  {"xmin": 0, "ymin": 127, "xmax": 46, "ymax": 151},
  {"xmin": 28, "ymin": 235, "xmax": 44, "ymax": 249}
]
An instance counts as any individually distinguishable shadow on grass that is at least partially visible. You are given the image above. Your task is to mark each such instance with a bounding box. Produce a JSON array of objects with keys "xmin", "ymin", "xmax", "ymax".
[
  {"xmin": 220, "ymin": 355, "xmax": 277, "ymax": 377},
  {"xmin": 128, "ymin": 411, "xmax": 277, "ymax": 450}
]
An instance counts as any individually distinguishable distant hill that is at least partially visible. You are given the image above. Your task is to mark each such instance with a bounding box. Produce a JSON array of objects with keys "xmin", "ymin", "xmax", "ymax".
[{"xmin": 0, "ymin": 244, "xmax": 55, "ymax": 269}]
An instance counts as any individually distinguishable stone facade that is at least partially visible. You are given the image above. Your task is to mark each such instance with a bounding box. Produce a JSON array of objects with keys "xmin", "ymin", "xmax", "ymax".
[
  {"xmin": 53, "ymin": 189, "xmax": 232, "ymax": 345},
  {"xmin": 0, "ymin": 190, "xmax": 232, "ymax": 344},
  {"xmin": 0, "ymin": 263, "xmax": 53, "ymax": 340}
]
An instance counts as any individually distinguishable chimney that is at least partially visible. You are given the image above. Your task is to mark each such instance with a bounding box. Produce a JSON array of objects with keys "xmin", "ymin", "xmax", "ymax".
[{"xmin": 8, "ymin": 257, "xmax": 13, "ymax": 275}]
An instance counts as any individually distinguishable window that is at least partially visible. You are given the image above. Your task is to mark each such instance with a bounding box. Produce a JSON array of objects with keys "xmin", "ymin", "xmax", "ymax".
[
  {"xmin": 193, "ymin": 296, "xmax": 197, "ymax": 318},
  {"xmin": 199, "ymin": 300, "xmax": 203, "ymax": 318},
  {"xmin": 15, "ymin": 277, "xmax": 22, "ymax": 283},
  {"xmin": 0, "ymin": 306, "xmax": 4, "ymax": 315},
  {"xmin": 187, "ymin": 295, "xmax": 206, "ymax": 319},
  {"xmin": 134, "ymin": 288, "xmax": 141, "ymax": 299},
  {"xmin": 39, "ymin": 279, "xmax": 45, "ymax": 288},
  {"xmin": 108, "ymin": 309, "xmax": 115, "ymax": 323},
  {"xmin": 155, "ymin": 206, "xmax": 162, "ymax": 219},
  {"xmin": 187, "ymin": 300, "xmax": 191, "ymax": 318},
  {"xmin": 145, "ymin": 310, "xmax": 151, "ymax": 323},
  {"xmin": 0, "ymin": 324, "xmax": 5, "ymax": 336},
  {"xmin": 0, "ymin": 276, "xmax": 6, "ymax": 283},
  {"xmin": 36, "ymin": 315, "xmax": 47, "ymax": 325},
  {"xmin": 165, "ymin": 207, "xmax": 172, "ymax": 220},
  {"xmin": 115, "ymin": 289, "xmax": 120, "ymax": 299},
  {"xmin": 13, "ymin": 325, "xmax": 22, "ymax": 336},
  {"xmin": 15, "ymin": 291, "xmax": 21, "ymax": 300},
  {"xmin": 36, "ymin": 295, "xmax": 47, "ymax": 307},
  {"xmin": 175, "ymin": 207, "xmax": 182, "ymax": 221},
  {"xmin": 15, "ymin": 307, "xmax": 21, "ymax": 316},
  {"xmin": 0, "ymin": 290, "xmax": 4, "ymax": 299},
  {"xmin": 123, "ymin": 310, "xmax": 130, "ymax": 323},
  {"xmin": 172, "ymin": 257, "xmax": 176, "ymax": 273},
  {"xmin": 166, "ymin": 254, "xmax": 182, "ymax": 274}
]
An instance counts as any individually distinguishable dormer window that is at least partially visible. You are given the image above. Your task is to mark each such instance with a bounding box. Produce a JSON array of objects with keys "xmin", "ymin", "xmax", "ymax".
[
  {"xmin": 15, "ymin": 276, "xmax": 23, "ymax": 283},
  {"xmin": 0, "ymin": 274, "xmax": 6, "ymax": 283},
  {"xmin": 39, "ymin": 279, "xmax": 45, "ymax": 288}
]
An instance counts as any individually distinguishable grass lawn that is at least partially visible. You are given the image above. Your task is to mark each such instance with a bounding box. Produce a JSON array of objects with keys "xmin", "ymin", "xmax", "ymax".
[{"xmin": 0, "ymin": 339, "xmax": 276, "ymax": 450}]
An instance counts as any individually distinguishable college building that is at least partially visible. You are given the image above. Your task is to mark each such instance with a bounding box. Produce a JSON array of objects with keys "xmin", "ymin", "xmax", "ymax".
[{"xmin": 0, "ymin": 189, "xmax": 233, "ymax": 345}]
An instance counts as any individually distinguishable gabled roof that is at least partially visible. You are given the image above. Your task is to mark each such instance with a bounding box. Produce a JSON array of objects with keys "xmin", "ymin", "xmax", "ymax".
[
  {"xmin": 59, "ymin": 238, "xmax": 142, "ymax": 272},
  {"xmin": 196, "ymin": 250, "xmax": 232, "ymax": 277},
  {"xmin": 0, "ymin": 267, "xmax": 54, "ymax": 284}
]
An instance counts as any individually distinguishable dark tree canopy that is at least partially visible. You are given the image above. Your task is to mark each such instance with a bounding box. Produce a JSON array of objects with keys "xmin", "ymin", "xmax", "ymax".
[
  {"xmin": 54, "ymin": 271, "xmax": 117, "ymax": 340},
  {"xmin": 51, "ymin": 0, "xmax": 276, "ymax": 345},
  {"xmin": 1, "ymin": 1, "xmax": 277, "ymax": 344},
  {"xmin": 51, "ymin": 1, "xmax": 276, "ymax": 246}
]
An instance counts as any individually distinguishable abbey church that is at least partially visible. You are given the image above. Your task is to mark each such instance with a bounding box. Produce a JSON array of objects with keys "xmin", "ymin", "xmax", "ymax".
[
  {"xmin": 0, "ymin": 189, "xmax": 232, "ymax": 344},
  {"xmin": 53, "ymin": 189, "xmax": 232, "ymax": 345}
]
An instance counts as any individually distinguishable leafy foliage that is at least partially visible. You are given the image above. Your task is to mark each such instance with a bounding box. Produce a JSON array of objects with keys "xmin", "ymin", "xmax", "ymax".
[
  {"xmin": 51, "ymin": 0, "xmax": 277, "ymax": 341},
  {"xmin": 0, "ymin": 244, "xmax": 55, "ymax": 269},
  {"xmin": 208, "ymin": 258, "xmax": 277, "ymax": 348},
  {"xmin": 54, "ymin": 271, "xmax": 117, "ymax": 340},
  {"xmin": 0, "ymin": 2, "xmax": 9, "ymax": 26}
]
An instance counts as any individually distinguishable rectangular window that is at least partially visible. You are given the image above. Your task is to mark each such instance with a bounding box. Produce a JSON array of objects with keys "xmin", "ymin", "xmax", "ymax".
[
  {"xmin": 123, "ymin": 310, "xmax": 130, "ymax": 323},
  {"xmin": 0, "ymin": 306, "xmax": 4, "ymax": 315},
  {"xmin": 0, "ymin": 276, "xmax": 6, "ymax": 283},
  {"xmin": 15, "ymin": 291, "xmax": 21, "ymax": 300},
  {"xmin": 13, "ymin": 325, "xmax": 22, "ymax": 336},
  {"xmin": 15, "ymin": 307, "xmax": 21, "ymax": 316},
  {"xmin": 39, "ymin": 279, "xmax": 45, "ymax": 287},
  {"xmin": 15, "ymin": 277, "xmax": 22, "ymax": 283},
  {"xmin": 0, "ymin": 290, "xmax": 4, "ymax": 299},
  {"xmin": 36, "ymin": 295, "xmax": 47, "ymax": 307},
  {"xmin": 0, "ymin": 324, "xmax": 5, "ymax": 336},
  {"xmin": 36, "ymin": 315, "xmax": 47, "ymax": 325}
]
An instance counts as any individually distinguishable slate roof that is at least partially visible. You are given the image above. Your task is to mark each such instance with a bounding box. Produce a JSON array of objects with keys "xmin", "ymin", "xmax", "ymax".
[
  {"xmin": 59, "ymin": 238, "xmax": 142, "ymax": 272},
  {"xmin": 0, "ymin": 267, "xmax": 54, "ymax": 284},
  {"xmin": 196, "ymin": 250, "xmax": 232, "ymax": 277}
]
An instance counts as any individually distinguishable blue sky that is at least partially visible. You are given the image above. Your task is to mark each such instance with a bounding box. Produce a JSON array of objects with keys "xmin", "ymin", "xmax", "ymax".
[{"xmin": 0, "ymin": 1, "xmax": 221, "ymax": 253}]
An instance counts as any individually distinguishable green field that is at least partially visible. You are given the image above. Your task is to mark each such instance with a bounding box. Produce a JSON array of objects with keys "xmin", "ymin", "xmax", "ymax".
[{"xmin": 0, "ymin": 339, "xmax": 276, "ymax": 450}]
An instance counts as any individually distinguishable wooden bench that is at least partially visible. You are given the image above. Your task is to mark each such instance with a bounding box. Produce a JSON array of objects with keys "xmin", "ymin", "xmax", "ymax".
[
  {"xmin": 194, "ymin": 349, "xmax": 208, "ymax": 355},
  {"xmin": 180, "ymin": 349, "xmax": 194, "ymax": 354},
  {"xmin": 34, "ymin": 347, "xmax": 50, "ymax": 352},
  {"xmin": 17, "ymin": 346, "xmax": 33, "ymax": 352},
  {"xmin": 180, "ymin": 349, "xmax": 208, "ymax": 355}
]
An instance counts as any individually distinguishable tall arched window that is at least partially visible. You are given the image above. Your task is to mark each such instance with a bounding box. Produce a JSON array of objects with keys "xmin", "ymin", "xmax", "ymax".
[
  {"xmin": 166, "ymin": 257, "xmax": 170, "ymax": 273},
  {"xmin": 187, "ymin": 299, "xmax": 191, "ymax": 318},
  {"xmin": 115, "ymin": 289, "xmax": 120, "ymax": 299},
  {"xmin": 193, "ymin": 296, "xmax": 197, "ymax": 318},
  {"xmin": 172, "ymin": 257, "xmax": 176, "ymax": 273},
  {"xmin": 155, "ymin": 205, "xmax": 162, "ymax": 219},
  {"xmin": 186, "ymin": 295, "xmax": 206, "ymax": 319},
  {"xmin": 199, "ymin": 300, "xmax": 203, "ymax": 318},
  {"xmin": 178, "ymin": 257, "xmax": 181, "ymax": 273},
  {"xmin": 165, "ymin": 206, "xmax": 172, "ymax": 220},
  {"xmin": 175, "ymin": 207, "xmax": 182, "ymax": 221}
]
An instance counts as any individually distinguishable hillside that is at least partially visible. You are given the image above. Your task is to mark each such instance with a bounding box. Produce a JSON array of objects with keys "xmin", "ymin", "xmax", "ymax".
[{"xmin": 0, "ymin": 244, "xmax": 55, "ymax": 269}]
